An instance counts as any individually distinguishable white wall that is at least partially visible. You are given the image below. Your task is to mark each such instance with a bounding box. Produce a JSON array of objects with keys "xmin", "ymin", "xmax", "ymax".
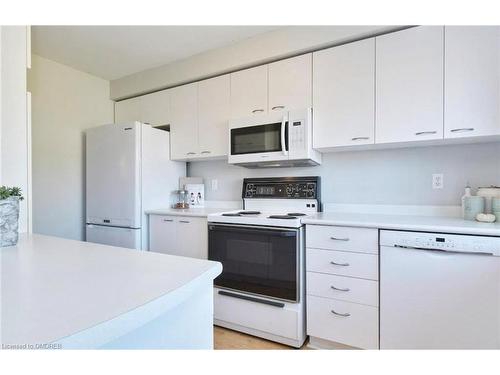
[
  {"xmin": 1, "ymin": 26, "xmax": 29, "ymax": 233},
  {"xmin": 188, "ymin": 142, "xmax": 500, "ymax": 207},
  {"xmin": 29, "ymin": 55, "xmax": 114, "ymax": 240},
  {"xmin": 110, "ymin": 26, "xmax": 403, "ymax": 100}
]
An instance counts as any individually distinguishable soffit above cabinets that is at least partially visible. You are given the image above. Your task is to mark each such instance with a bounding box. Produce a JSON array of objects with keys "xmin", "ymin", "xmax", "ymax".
[{"xmin": 32, "ymin": 25, "xmax": 281, "ymax": 81}]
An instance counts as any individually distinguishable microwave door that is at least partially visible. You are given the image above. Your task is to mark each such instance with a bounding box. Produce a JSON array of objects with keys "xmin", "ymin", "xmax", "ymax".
[{"xmin": 229, "ymin": 121, "xmax": 289, "ymax": 164}]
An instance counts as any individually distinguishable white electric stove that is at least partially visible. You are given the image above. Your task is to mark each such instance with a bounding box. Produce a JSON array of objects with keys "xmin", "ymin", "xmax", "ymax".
[{"xmin": 207, "ymin": 177, "xmax": 320, "ymax": 347}]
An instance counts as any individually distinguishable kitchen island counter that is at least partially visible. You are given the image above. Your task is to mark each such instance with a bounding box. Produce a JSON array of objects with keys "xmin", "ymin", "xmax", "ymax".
[{"xmin": 1, "ymin": 234, "xmax": 222, "ymax": 349}]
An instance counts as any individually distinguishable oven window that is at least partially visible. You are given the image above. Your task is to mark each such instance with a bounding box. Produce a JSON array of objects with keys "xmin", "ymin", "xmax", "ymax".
[
  {"xmin": 231, "ymin": 122, "xmax": 288, "ymax": 155},
  {"xmin": 208, "ymin": 225, "xmax": 298, "ymax": 301}
]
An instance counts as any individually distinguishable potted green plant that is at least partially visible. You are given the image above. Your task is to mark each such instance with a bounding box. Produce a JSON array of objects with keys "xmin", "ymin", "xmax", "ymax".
[{"xmin": 0, "ymin": 186, "xmax": 24, "ymax": 247}]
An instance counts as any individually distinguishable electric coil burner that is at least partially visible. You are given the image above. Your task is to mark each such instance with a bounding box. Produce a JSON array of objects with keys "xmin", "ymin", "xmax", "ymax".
[{"xmin": 207, "ymin": 176, "xmax": 320, "ymax": 348}]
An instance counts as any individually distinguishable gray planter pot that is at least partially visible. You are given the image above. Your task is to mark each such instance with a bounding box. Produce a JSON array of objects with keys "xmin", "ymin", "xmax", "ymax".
[{"xmin": 0, "ymin": 197, "xmax": 20, "ymax": 247}]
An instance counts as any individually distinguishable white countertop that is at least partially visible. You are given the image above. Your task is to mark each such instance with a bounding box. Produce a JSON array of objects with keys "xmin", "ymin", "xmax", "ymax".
[
  {"xmin": 1, "ymin": 234, "xmax": 222, "ymax": 346},
  {"xmin": 302, "ymin": 212, "xmax": 500, "ymax": 236},
  {"xmin": 146, "ymin": 207, "xmax": 228, "ymax": 217}
]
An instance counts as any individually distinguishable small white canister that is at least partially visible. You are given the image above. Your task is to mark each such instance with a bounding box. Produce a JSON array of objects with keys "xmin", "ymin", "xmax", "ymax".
[
  {"xmin": 463, "ymin": 196, "xmax": 485, "ymax": 221},
  {"xmin": 492, "ymin": 197, "xmax": 500, "ymax": 221},
  {"xmin": 476, "ymin": 186, "xmax": 500, "ymax": 214}
]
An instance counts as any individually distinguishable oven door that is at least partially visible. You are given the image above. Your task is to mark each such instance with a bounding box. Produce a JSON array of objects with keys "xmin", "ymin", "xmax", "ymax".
[
  {"xmin": 208, "ymin": 224, "xmax": 300, "ymax": 302},
  {"xmin": 228, "ymin": 112, "xmax": 289, "ymax": 165}
]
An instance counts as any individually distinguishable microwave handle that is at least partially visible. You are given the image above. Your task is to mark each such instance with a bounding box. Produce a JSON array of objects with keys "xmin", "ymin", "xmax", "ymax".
[{"xmin": 281, "ymin": 115, "xmax": 288, "ymax": 156}]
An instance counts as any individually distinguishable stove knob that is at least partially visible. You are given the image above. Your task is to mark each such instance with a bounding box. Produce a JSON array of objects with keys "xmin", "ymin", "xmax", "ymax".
[{"xmin": 307, "ymin": 191, "xmax": 314, "ymax": 198}]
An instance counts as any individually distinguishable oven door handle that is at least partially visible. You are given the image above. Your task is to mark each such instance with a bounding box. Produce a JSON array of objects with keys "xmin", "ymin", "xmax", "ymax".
[{"xmin": 208, "ymin": 225, "xmax": 297, "ymax": 237}]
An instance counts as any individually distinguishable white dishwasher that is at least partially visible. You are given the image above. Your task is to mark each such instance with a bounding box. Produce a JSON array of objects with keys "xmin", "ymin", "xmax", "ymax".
[{"xmin": 380, "ymin": 230, "xmax": 500, "ymax": 349}]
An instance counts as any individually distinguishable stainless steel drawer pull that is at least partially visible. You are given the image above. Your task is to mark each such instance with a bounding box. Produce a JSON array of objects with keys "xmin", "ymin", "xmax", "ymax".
[
  {"xmin": 330, "ymin": 236, "xmax": 349, "ymax": 241},
  {"xmin": 201, "ymin": 150, "xmax": 211, "ymax": 154},
  {"xmin": 179, "ymin": 220, "xmax": 190, "ymax": 224},
  {"xmin": 252, "ymin": 109, "xmax": 264, "ymax": 114},
  {"xmin": 351, "ymin": 136, "xmax": 369, "ymax": 141},
  {"xmin": 186, "ymin": 152, "xmax": 196, "ymax": 155},
  {"xmin": 331, "ymin": 309, "xmax": 351, "ymax": 317},
  {"xmin": 331, "ymin": 285, "xmax": 350, "ymax": 292},
  {"xmin": 271, "ymin": 105, "xmax": 285, "ymax": 110},
  {"xmin": 330, "ymin": 261, "xmax": 350, "ymax": 267},
  {"xmin": 415, "ymin": 131, "xmax": 437, "ymax": 136},
  {"xmin": 450, "ymin": 127, "xmax": 474, "ymax": 133},
  {"xmin": 163, "ymin": 219, "xmax": 174, "ymax": 222}
]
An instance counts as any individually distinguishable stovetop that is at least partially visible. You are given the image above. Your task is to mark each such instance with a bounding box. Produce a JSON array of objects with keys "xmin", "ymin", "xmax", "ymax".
[{"xmin": 208, "ymin": 210, "xmax": 313, "ymax": 228}]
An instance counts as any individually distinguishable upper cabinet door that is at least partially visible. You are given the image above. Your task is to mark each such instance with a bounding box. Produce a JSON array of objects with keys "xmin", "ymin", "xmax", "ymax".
[
  {"xmin": 140, "ymin": 90, "xmax": 171, "ymax": 127},
  {"xmin": 170, "ymin": 83, "xmax": 199, "ymax": 160},
  {"xmin": 230, "ymin": 65, "xmax": 268, "ymax": 118},
  {"xmin": 376, "ymin": 26, "xmax": 444, "ymax": 144},
  {"xmin": 115, "ymin": 97, "xmax": 142, "ymax": 124},
  {"xmin": 198, "ymin": 75, "xmax": 231, "ymax": 158},
  {"xmin": 445, "ymin": 26, "xmax": 500, "ymax": 138},
  {"xmin": 313, "ymin": 39, "xmax": 375, "ymax": 149},
  {"xmin": 268, "ymin": 54, "xmax": 312, "ymax": 112}
]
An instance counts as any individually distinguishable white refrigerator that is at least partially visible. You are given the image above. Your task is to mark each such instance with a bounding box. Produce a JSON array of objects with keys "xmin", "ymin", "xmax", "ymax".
[{"xmin": 85, "ymin": 122, "xmax": 185, "ymax": 250}]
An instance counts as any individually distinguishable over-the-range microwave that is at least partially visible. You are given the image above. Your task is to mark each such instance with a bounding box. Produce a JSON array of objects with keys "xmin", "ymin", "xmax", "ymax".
[{"xmin": 228, "ymin": 107, "xmax": 321, "ymax": 168}]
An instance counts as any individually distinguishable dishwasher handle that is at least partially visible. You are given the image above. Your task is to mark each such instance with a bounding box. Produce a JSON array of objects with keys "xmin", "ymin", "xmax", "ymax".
[{"xmin": 394, "ymin": 245, "xmax": 495, "ymax": 256}]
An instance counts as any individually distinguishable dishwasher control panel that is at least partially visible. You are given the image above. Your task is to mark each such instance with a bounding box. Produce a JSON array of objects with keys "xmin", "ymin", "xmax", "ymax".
[{"xmin": 380, "ymin": 231, "xmax": 500, "ymax": 256}]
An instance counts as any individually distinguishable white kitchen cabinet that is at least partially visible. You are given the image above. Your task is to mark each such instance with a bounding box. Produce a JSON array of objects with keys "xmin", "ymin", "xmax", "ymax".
[
  {"xmin": 140, "ymin": 90, "xmax": 171, "ymax": 127},
  {"xmin": 375, "ymin": 26, "xmax": 444, "ymax": 144},
  {"xmin": 313, "ymin": 39, "xmax": 375, "ymax": 149},
  {"xmin": 115, "ymin": 90, "xmax": 170, "ymax": 127},
  {"xmin": 444, "ymin": 26, "xmax": 500, "ymax": 138},
  {"xmin": 169, "ymin": 83, "xmax": 199, "ymax": 160},
  {"xmin": 230, "ymin": 65, "xmax": 268, "ymax": 118},
  {"xmin": 306, "ymin": 224, "xmax": 380, "ymax": 349},
  {"xmin": 115, "ymin": 96, "xmax": 142, "ymax": 124},
  {"xmin": 198, "ymin": 75, "xmax": 230, "ymax": 158},
  {"xmin": 268, "ymin": 54, "xmax": 312, "ymax": 112},
  {"xmin": 149, "ymin": 215, "xmax": 208, "ymax": 259}
]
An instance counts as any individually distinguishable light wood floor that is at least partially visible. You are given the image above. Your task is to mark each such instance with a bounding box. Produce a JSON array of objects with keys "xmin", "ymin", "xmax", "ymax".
[{"xmin": 214, "ymin": 326, "xmax": 308, "ymax": 350}]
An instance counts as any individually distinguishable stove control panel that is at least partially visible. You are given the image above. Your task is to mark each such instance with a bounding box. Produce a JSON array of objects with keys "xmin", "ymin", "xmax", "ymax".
[{"xmin": 242, "ymin": 177, "xmax": 320, "ymax": 199}]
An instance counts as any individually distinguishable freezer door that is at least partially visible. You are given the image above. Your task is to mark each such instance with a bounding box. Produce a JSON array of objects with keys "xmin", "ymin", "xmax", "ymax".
[
  {"xmin": 86, "ymin": 122, "xmax": 141, "ymax": 228},
  {"xmin": 86, "ymin": 224, "xmax": 141, "ymax": 250}
]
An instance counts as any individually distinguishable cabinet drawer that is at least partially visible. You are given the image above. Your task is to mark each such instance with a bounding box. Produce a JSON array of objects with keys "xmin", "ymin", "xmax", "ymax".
[
  {"xmin": 307, "ymin": 295, "xmax": 379, "ymax": 349},
  {"xmin": 307, "ymin": 272, "xmax": 378, "ymax": 306},
  {"xmin": 306, "ymin": 248, "xmax": 378, "ymax": 280},
  {"xmin": 306, "ymin": 225, "xmax": 378, "ymax": 254}
]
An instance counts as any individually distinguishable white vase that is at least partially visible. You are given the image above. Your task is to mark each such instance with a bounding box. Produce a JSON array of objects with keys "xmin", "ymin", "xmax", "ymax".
[{"xmin": 0, "ymin": 197, "xmax": 20, "ymax": 247}]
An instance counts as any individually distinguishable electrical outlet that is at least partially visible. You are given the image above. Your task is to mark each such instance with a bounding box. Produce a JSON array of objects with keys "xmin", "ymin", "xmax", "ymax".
[
  {"xmin": 211, "ymin": 179, "xmax": 218, "ymax": 191},
  {"xmin": 432, "ymin": 174, "xmax": 444, "ymax": 189}
]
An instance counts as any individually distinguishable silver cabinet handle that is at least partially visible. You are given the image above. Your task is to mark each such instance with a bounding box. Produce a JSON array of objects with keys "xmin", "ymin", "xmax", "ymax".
[
  {"xmin": 201, "ymin": 150, "xmax": 211, "ymax": 154},
  {"xmin": 330, "ymin": 236, "xmax": 349, "ymax": 241},
  {"xmin": 271, "ymin": 105, "xmax": 285, "ymax": 110},
  {"xmin": 331, "ymin": 309, "xmax": 351, "ymax": 317},
  {"xmin": 330, "ymin": 261, "xmax": 350, "ymax": 267},
  {"xmin": 163, "ymin": 219, "xmax": 174, "ymax": 222},
  {"xmin": 450, "ymin": 127, "xmax": 474, "ymax": 133},
  {"xmin": 252, "ymin": 109, "xmax": 264, "ymax": 114},
  {"xmin": 179, "ymin": 220, "xmax": 190, "ymax": 224},
  {"xmin": 415, "ymin": 131, "xmax": 437, "ymax": 136},
  {"xmin": 331, "ymin": 285, "xmax": 350, "ymax": 292},
  {"xmin": 351, "ymin": 136, "xmax": 370, "ymax": 141},
  {"xmin": 186, "ymin": 152, "xmax": 196, "ymax": 155}
]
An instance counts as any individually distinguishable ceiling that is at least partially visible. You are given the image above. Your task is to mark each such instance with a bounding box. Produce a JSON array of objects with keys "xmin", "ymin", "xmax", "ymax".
[{"xmin": 32, "ymin": 26, "xmax": 280, "ymax": 81}]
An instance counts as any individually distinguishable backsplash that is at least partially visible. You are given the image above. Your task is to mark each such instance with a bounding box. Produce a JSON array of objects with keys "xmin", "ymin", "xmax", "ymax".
[{"xmin": 188, "ymin": 142, "xmax": 500, "ymax": 207}]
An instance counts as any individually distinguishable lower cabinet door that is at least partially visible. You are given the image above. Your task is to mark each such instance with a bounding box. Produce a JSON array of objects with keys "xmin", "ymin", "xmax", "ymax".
[
  {"xmin": 175, "ymin": 217, "xmax": 208, "ymax": 259},
  {"xmin": 307, "ymin": 295, "xmax": 379, "ymax": 349},
  {"xmin": 149, "ymin": 215, "xmax": 179, "ymax": 255}
]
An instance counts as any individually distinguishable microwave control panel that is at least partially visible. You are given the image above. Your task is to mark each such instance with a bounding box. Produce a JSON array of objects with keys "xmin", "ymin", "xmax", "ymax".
[
  {"xmin": 288, "ymin": 119, "xmax": 306, "ymax": 151},
  {"xmin": 242, "ymin": 177, "xmax": 320, "ymax": 199}
]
